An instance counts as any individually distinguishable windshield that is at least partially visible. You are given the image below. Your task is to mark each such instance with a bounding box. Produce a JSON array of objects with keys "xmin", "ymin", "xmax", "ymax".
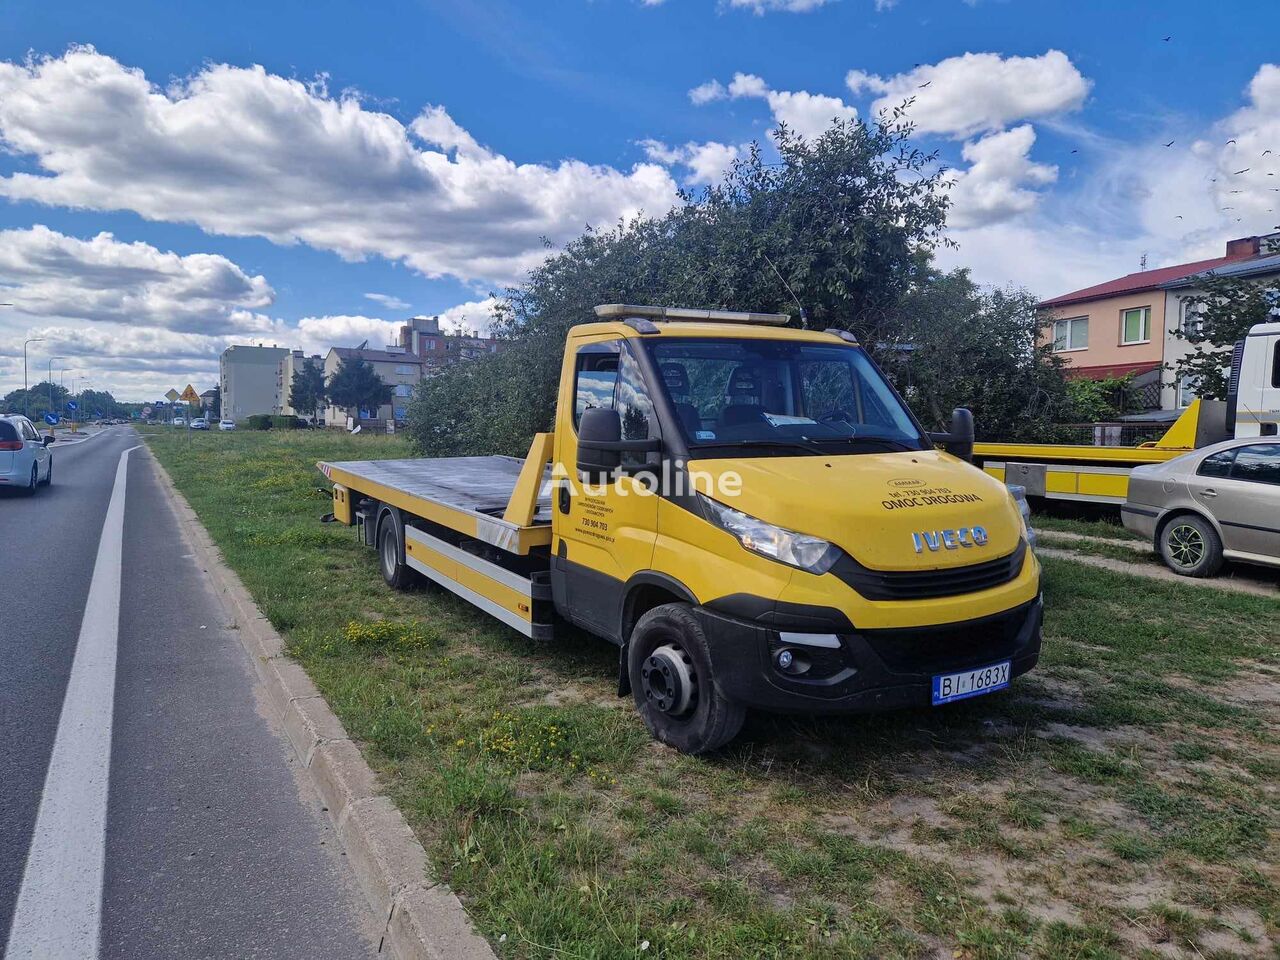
[{"xmin": 646, "ymin": 338, "xmax": 927, "ymax": 456}]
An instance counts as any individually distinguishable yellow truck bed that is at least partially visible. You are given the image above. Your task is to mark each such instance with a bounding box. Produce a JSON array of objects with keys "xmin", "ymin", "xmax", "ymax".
[{"xmin": 319, "ymin": 434, "xmax": 554, "ymax": 555}]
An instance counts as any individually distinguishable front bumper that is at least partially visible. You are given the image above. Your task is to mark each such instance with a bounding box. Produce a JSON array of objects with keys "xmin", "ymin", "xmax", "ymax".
[{"xmin": 694, "ymin": 595, "xmax": 1043, "ymax": 713}]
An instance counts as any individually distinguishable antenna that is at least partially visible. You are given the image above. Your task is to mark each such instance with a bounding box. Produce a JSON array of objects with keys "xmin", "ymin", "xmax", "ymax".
[
  {"xmin": 760, "ymin": 252, "xmax": 808, "ymax": 329},
  {"xmin": 1139, "ymin": 251, "xmax": 1148, "ymax": 271}
]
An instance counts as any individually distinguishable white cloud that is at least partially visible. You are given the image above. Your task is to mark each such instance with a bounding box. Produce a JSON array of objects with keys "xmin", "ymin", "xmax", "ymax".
[
  {"xmin": 0, "ymin": 47, "xmax": 681, "ymax": 286},
  {"xmin": 640, "ymin": 139, "xmax": 742, "ymax": 185},
  {"xmin": 294, "ymin": 315, "xmax": 402, "ymax": 356},
  {"xmin": 688, "ymin": 80, "xmax": 727, "ymax": 105},
  {"xmin": 437, "ymin": 296, "xmax": 502, "ymax": 336},
  {"xmin": 724, "ymin": 0, "xmax": 833, "ymax": 12},
  {"xmin": 364, "ymin": 292, "xmax": 410, "ymax": 311},
  {"xmin": 695, "ymin": 72, "xmax": 858, "ymax": 140},
  {"xmin": 944, "ymin": 125, "xmax": 1058, "ymax": 229},
  {"xmin": 846, "ymin": 51, "xmax": 1090, "ymax": 138},
  {"xmin": 0, "ymin": 225, "xmax": 274, "ymax": 333}
]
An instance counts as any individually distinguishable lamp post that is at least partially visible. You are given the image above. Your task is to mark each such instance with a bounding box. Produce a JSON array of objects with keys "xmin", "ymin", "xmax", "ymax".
[
  {"xmin": 47, "ymin": 356, "xmax": 65, "ymax": 421},
  {"xmin": 22, "ymin": 333, "xmax": 43, "ymax": 418}
]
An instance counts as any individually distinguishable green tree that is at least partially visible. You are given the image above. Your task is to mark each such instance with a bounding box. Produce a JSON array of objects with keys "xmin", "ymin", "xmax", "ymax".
[
  {"xmin": 409, "ymin": 117, "xmax": 952, "ymax": 456},
  {"xmin": 885, "ymin": 269, "xmax": 1070, "ymax": 441},
  {"xmin": 1173, "ymin": 273, "xmax": 1280, "ymax": 399},
  {"xmin": 3, "ymin": 381, "xmax": 69, "ymax": 422},
  {"xmin": 289, "ymin": 362, "xmax": 326, "ymax": 420},
  {"xmin": 326, "ymin": 357, "xmax": 391, "ymax": 416}
]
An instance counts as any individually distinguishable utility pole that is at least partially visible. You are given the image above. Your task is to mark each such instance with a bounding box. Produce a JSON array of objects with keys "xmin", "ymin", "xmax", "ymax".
[{"xmin": 22, "ymin": 332, "xmax": 43, "ymax": 418}]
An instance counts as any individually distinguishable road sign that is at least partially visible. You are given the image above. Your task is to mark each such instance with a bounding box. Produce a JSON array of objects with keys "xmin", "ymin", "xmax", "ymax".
[
  {"xmin": 165, "ymin": 388, "xmax": 180, "ymax": 403},
  {"xmin": 142, "ymin": 406, "xmax": 152, "ymax": 417},
  {"xmin": 179, "ymin": 384, "xmax": 200, "ymax": 403},
  {"xmin": 66, "ymin": 400, "xmax": 78, "ymax": 412},
  {"xmin": 44, "ymin": 413, "xmax": 60, "ymax": 426},
  {"xmin": 94, "ymin": 409, "xmax": 104, "ymax": 418}
]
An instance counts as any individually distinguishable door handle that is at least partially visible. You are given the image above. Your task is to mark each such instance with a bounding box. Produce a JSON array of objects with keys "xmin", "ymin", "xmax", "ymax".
[
  {"xmin": 557, "ymin": 485, "xmax": 570, "ymax": 514},
  {"xmin": 1201, "ymin": 488, "xmax": 1218, "ymax": 498}
]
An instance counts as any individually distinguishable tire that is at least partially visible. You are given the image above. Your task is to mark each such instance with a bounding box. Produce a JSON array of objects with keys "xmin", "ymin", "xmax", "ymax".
[
  {"xmin": 1159, "ymin": 513, "xmax": 1223, "ymax": 578},
  {"xmin": 627, "ymin": 603, "xmax": 745, "ymax": 755},
  {"xmin": 377, "ymin": 510, "xmax": 416, "ymax": 590},
  {"xmin": 42, "ymin": 458, "xmax": 52, "ymax": 486},
  {"xmin": 23, "ymin": 462, "xmax": 38, "ymax": 496}
]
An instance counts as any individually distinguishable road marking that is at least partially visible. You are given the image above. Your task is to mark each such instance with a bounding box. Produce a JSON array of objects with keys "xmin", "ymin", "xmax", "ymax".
[{"xmin": 4, "ymin": 444, "xmax": 141, "ymax": 960}]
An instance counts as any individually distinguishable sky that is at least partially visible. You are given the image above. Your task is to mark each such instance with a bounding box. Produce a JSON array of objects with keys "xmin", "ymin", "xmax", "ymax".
[{"xmin": 1, "ymin": 0, "xmax": 1279, "ymax": 401}]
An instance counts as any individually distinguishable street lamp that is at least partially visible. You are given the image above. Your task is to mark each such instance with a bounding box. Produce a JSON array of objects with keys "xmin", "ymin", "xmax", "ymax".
[{"xmin": 22, "ymin": 334, "xmax": 44, "ymax": 418}]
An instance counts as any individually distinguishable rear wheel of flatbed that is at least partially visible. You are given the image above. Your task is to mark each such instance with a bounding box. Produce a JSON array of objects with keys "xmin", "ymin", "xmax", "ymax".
[
  {"xmin": 628, "ymin": 603, "xmax": 745, "ymax": 755},
  {"xmin": 377, "ymin": 509, "xmax": 417, "ymax": 590}
]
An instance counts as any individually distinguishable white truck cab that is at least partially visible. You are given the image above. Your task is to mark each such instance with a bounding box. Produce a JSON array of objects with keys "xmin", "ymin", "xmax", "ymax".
[{"xmin": 1228, "ymin": 321, "xmax": 1280, "ymax": 440}]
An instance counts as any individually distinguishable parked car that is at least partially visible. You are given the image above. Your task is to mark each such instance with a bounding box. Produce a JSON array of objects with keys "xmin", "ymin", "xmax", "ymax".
[
  {"xmin": 0, "ymin": 415, "xmax": 54, "ymax": 494},
  {"xmin": 190, "ymin": 417, "xmax": 209, "ymax": 430},
  {"xmin": 173, "ymin": 417, "xmax": 186, "ymax": 427},
  {"xmin": 219, "ymin": 419, "xmax": 236, "ymax": 431},
  {"xmin": 1123, "ymin": 437, "xmax": 1280, "ymax": 577}
]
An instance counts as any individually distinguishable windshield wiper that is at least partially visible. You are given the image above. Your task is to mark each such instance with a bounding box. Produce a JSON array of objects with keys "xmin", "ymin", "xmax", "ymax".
[
  {"xmin": 829, "ymin": 435, "xmax": 918, "ymax": 451},
  {"xmin": 708, "ymin": 439, "xmax": 828, "ymax": 455}
]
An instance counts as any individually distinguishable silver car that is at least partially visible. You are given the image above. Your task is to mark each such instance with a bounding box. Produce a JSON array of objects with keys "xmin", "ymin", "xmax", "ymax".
[
  {"xmin": 1122, "ymin": 437, "xmax": 1280, "ymax": 577},
  {"xmin": 0, "ymin": 415, "xmax": 55, "ymax": 494}
]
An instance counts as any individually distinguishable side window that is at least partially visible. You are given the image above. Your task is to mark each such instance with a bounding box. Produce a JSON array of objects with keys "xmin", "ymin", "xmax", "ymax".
[
  {"xmin": 1229, "ymin": 444, "xmax": 1280, "ymax": 486},
  {"xmin": 1273, "ymin": 342, "xmax": 1280, "ymax": 389},
  {"xmin": 615, "ymin": 345, "xmax": 657, "ymax": 465},
  {"xmin": 573, "ymin": 341, "xmax": 620, "ymax": 427},
  {"xmin": 1198, "ymin": 449, "xmax": 1235, "ymax": 478}
]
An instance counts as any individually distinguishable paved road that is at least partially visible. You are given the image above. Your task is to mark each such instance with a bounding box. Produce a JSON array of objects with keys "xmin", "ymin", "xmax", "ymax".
[{"xmin": 0, "ymin": 427, "xmax": 376, "ymax": 959}]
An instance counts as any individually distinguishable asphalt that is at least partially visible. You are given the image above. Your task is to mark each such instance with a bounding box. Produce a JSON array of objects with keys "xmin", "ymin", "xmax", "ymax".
[{"xmin": 0, "ymin": 427, "xmax": 376, "ymax": 958}]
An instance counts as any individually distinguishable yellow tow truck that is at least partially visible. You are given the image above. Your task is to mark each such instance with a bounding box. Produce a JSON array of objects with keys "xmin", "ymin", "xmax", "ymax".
[
  {"xmin": 974, "ymin": 321, "xmax": 1280, "ymax": 505},
  {"xmin": 320, "ymin": 305, "xmax": 1042, "ymax": 753}
]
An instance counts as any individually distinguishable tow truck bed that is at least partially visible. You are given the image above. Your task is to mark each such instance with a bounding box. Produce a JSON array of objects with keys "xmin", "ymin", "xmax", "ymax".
[{"xmin": 319, "ymin": 439, "xmax": 555, "ymax": 556}]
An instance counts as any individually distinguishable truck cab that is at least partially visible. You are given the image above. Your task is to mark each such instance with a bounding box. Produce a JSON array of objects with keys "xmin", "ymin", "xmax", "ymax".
[{"xmin": 323, "ymin": 305, "xmax": 1042, "ymax": 753}]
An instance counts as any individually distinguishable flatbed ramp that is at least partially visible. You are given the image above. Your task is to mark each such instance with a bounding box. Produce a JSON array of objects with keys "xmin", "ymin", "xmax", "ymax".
[
  {"xmin": 319, "ymin": 449, "xmax": 554, "ymax": 554},
  {"xmin": 319, "ymin": 449, "xmax": 556, "ymax": 639}
]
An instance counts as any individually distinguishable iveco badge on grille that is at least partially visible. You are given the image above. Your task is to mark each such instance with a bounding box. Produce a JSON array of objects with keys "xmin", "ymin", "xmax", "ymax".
[{"xmin": 912, "ymin": 526, "xmax": 989, "ymax": 553}]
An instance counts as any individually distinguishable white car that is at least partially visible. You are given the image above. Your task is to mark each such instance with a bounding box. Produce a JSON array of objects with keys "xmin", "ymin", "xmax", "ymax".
[
  {"xmin": 190, "ymin": 417, "xmax": 209, "ymax": 430},
  {"xmin": 0, "ymin": 415, "xmax": 54, "ymax": 494},
  {"xmin": 173, "ymin": 417, "xmax": 186, "ymax": 427},
  {"xmin": 218, "ymin": 419, "xmax": 236, "ymax": 431}
]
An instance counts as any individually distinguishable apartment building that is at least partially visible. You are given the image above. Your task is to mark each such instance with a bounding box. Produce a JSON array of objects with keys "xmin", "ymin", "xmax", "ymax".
[
  {"xmin": 394, "ymin": 314, "xmax": 503, "ymax": 371},
  {"xmin": 322, "ymin": 346, "xmax": 426, "ymax": 425},
  {"xmin": 1039, "ymin": 234, "xmax": 1280, "ymax": 412},
  {"xmin": 219, "ymin": 344, "xmax": 289, "ymax": 421}
]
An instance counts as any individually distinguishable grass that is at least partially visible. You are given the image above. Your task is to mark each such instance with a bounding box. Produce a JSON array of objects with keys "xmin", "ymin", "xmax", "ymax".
[{"xmin": 146, "ymin": 429, "xmax": 1280, "ymax": 960}]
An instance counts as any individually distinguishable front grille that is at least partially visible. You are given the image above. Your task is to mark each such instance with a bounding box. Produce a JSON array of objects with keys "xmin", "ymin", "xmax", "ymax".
[
  {"xmin": 860, "ymin": 601, "xmax": 1035, "ymax": 675},
  {"xmin": 833, "ymin": 540, "xmax": 1027, "ymax": 601}
]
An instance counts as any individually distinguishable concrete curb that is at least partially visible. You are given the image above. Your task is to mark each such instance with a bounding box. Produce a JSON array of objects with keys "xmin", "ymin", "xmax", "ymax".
[{"xmin": 146, "ymin": 449, "xmax": 497, "ymax": 960}]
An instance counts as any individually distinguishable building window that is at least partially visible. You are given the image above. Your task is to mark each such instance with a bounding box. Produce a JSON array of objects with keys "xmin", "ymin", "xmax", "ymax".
[
  {"xmin": 394, "ymin": 384, "xmax": 412, "ymax": 398},
  {"xmin": 1180, "ymin": 300, "xmax": 1204, "ymax": 336},
  {"xmin": 1121, "ymin": 307, "xmax": 1151, "ymax": 345},
  {"xmin": 1177, "ymin": 375, "xmax": 1200, "ymax": 409},
  {"xmin": 1052, "ymin": 316, "xmax": 1089, "ymax": 352},
  {"xmin": 395, "ymin": 364, "xmax": 416, "ymax": 375}
]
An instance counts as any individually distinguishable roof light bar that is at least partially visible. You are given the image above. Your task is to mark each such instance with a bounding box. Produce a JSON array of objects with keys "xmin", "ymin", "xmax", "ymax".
[{"xmin": 594, "ymin": 304, "xmax": 791, "ymax": 326}]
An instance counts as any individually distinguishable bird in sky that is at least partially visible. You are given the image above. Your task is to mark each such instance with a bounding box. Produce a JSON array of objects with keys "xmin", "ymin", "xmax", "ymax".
[
  {"xmin": 1164, "ymin": 140, "xmax": 1175, "ymax": 147},
  {"xmin": 918, "ymin": 81, "xmax": 931, "ymax": 89},
  {"xmin": 1264, "ymin": 150, "xmax": 1273, "ymax": 157},
  {"xmin": 1222, "ymin": 206, "xmax": 1234, "ymax": 211},
  {"xmin": 1070, "ymin": 149, "xmax": 1078, "ymax": 154},
  {"xmin": 1234, "ymin": 168, "xmax": 1250, "ymax": 174},
  {"xmin": 1162, "ymin": 35, "xmax": 1172, "ymax": 41},
  {"xmin": 1175, "ymin": 215, "xmax": 1183, "ymax": 220},
  {"xmin": 1226, "ymin": 139, "xmax": 1237, "ymax": 145}
]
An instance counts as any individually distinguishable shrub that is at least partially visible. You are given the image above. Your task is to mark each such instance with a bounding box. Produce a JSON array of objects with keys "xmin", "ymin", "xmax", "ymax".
[
  {"xmin": 246, "ymin": 414, "xmax": 273, "ymax": 430},
  {"xmin": 270, "ymin": 415, "xmax": 299, "ymax": 430}
]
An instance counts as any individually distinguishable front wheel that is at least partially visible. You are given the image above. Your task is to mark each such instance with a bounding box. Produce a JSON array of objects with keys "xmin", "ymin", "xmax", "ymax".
[
  {"xmin": 1159, "ymin": 514, "xmax": 1223, "ymax": 578},
  {"xmin": 628, "ymin": 603, "xmax": 745, "ymax": 755},
  {"xmin": 24, "ymin": 462, "xmax": 38, "ymax": 496},
  {"xmin": 42, "ymin": 458, "xmax": 52, "ymax": 486}
]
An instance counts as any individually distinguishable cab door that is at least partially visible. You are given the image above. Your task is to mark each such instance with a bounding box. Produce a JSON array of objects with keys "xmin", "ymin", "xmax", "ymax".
[{"xmin": 552, "ymin": 337, "xmax": 661, "ymax": 637}]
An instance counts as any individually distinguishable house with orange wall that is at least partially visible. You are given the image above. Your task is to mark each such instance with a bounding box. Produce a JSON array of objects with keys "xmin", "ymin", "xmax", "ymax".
[{"xmin": 1037, "ymin": 235, "xmax": 1271, "ymax": 412}]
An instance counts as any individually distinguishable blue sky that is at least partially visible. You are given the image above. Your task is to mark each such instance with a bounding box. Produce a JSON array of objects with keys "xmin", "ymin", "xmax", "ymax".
[{"xmin": 1, "ymin": 0, "xmax": 1278, "ymax": 399}]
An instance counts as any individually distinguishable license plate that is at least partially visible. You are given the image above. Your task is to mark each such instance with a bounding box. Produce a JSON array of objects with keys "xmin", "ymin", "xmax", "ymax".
[{"xmin": 932, "ymin": 661, "xmax": 1010, "ymax": 706}]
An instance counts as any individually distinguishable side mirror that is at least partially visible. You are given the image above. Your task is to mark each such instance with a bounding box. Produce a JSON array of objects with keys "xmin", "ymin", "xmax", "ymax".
[
  {"xmin": 42, "ymin": 435, "xmax": 56, "ymax": 446},
  {"xmin": 928, "ymin": 407, "xmax": 974, "ymax": 462},
  {"xmin": 576, "ymin": 407, "xmax": 661, "ymax": 480}
]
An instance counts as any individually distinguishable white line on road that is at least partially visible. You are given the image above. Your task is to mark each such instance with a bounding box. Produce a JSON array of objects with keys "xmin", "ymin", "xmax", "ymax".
[{"xmin": 4, "ymin": 444, "xmax": 141, "ymax": 960}]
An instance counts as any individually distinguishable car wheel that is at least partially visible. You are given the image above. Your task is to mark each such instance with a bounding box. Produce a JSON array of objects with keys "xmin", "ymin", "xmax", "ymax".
[
  {"xmin": 42, "ymin": 458, "xmax": 52, "ymax": 486},
  {"xmin": 627, "ymin": 603, "xmax": 745, "ymax": 755},
  {"xmin": 24, "ymin": 462, "xmax": 38, "ymax": 496},
  {"xmin": 1159, "ymin": 514, "xmax": 1223, "ymax": 578},
  {"xmin": 377, "ymin": 511, "xmax": 416, "ymax": 590}
]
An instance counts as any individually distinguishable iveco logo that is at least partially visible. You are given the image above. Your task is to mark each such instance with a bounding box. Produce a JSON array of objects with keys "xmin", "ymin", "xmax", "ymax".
[
  {"xmin": 912, "ymin": 527, "xmax": 989, "ymax": 553},
  {"xmin": 889, "ymin": 478, "xmax": 925, "ymax": 489}
]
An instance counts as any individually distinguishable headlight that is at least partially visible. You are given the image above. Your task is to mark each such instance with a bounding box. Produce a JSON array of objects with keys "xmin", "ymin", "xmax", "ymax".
[{"xmin": 698, "ymin": 494, "xmax": 841, "ymax": 574}]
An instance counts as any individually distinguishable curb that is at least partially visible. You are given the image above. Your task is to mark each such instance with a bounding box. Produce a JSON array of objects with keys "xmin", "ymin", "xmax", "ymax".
[{"xmin": 146, "ymin": 449, "xmax": 497, "ymax": 960}]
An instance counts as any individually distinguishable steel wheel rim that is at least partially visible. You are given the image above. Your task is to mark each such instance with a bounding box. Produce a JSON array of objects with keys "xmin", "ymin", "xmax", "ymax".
[
  {"xmin": 381, "ymin": 527, "xmax": 396, "ymax": 576},
  {"xmin": 1167, "ymin": 524, "xmax": 1204, "ymax": 567}
]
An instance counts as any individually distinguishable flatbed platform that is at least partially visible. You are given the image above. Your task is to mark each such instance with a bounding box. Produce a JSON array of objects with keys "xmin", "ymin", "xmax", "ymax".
[{"xmin": 319, "ymin": 451, "xmax": 554, "ymax": 554}]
